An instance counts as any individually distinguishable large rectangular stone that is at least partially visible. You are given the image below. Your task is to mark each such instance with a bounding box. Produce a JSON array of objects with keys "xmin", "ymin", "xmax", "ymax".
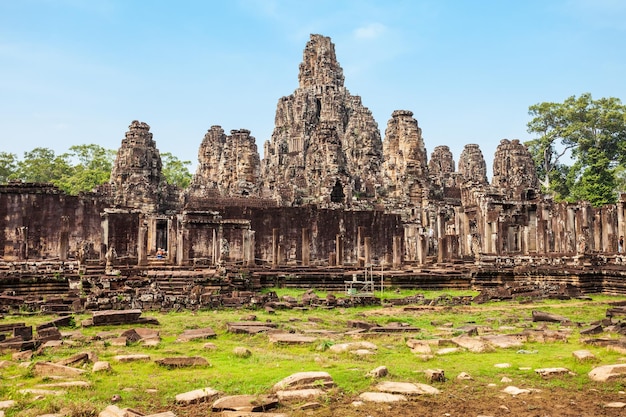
[{"xmin": 92, "ymin": 310, "xmax": 142, "ymax": 325}]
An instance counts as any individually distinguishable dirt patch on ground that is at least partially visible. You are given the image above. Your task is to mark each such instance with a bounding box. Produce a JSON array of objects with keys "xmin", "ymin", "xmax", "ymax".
[{"xmin": 169, "ymin": 385, "xmax": 626, "ymax": 417}]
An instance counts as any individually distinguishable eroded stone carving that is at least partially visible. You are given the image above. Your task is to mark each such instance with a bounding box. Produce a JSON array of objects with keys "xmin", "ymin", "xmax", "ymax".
[
  {"xmin": 110, "ymin": 121, "xmax": 165, "ymax": 212},
  {"xmin": 188, "ymin": 126, "xmax": 261, "ymax": 198},
  {"xmin": 492, "ymin": 139, "xmax": 539, "ymax": 200},
  {"xmin": 261, "ymin": 34, "xmax": 383, "ymax": 207}
]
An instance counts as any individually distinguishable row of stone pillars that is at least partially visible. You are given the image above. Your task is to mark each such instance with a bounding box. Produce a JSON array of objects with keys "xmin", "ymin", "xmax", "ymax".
[{"xmin": 271, "ymin": 227, "xmax": 403, "ymax": 268}]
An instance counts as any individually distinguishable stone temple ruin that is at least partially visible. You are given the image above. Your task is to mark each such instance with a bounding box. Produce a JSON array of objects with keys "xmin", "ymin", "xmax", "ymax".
[{"xmin": 1, "ymin": 34, "xmax": 626, "ymax": 311}]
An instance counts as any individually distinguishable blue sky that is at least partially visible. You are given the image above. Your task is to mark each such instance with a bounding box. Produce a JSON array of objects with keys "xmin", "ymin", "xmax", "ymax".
[{"xmin": 2, "ymin": 0, "xmax": 625, "ymax": 178}]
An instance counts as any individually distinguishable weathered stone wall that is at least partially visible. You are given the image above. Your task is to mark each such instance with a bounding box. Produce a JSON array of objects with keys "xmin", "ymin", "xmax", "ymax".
[{"xmin": 0, "ymin": 183, "xmax": 106, "ymax": 261}]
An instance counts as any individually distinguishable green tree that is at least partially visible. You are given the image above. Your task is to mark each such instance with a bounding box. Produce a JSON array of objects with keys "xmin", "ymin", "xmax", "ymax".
[
  {"xmin": 58, "ymin": 144, "xmax": 116, "ymax": 194},
  {"xmin": 526, "ymin": 93, "xmax": 626, "ymax": 206},
  {"xmin": 0, "ymin": 152, "xmax": 18, "ymax": 183},
  {"xmin": 161, "ymin": 152, "xmax": 192, "ymax": 188},
  {"xmin": 15, "ymin": 147, "xmax": 72, "ymax": 184}
]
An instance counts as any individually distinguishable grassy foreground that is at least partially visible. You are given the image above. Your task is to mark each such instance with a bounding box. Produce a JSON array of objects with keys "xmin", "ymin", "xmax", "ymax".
[{"xmin": 1, "ymin": 289, "xmax": 626, "ymax": 416}]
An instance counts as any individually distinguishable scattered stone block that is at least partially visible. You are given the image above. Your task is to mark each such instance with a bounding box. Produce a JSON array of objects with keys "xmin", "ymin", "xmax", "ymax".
[
  {"xmin": 451, "ymin": 335, "xmax": 491, "ymax": 352},
  {"xmin": 275, "ymin": 388, "xmax": 324, "ymax": 401},
  {"xmin": 329, "ymin": 341, "xmax": 377, "ymax": 353},
  {"xmin": 93, "ymin": 361, "xmax": 112, "ymax": 372},
  {"xmin": 272, "ymin": 371, "xmax": 335, "ymax": 392},
  {"xmin": 268, "ymin": 333, "xmax": 317, "ymax": 344},
  {"xmin": 375, "ymin": 381, "xmax": 439, "ymax": 395},
  {"xmin": 481, "ymin": 334, "xmax": 525, "ymax": 348},
  {"xmin": 12, "ymin": 349, "xmax": 33, "ymax": 361},
  {"xmin": 227, "ymin": 322, "xmax": 277, "ymax": 335},
  {"xmin": 604, "ymin": 402, "xmax": 626, "ymax": 408},
  {"xmin": 233, "ymin": 347, "xmax": 251, "ymax": 358},
  {"xmin": 212, "ymin": 394, "xmax": 278, "ymax": 412},
  {"xmin": 176, "ymin": 327, "xmax": 216, "ymax": 342},
  {"xmin": 92, "ymin": 310, "xmax": 142, "ymax": 326},
  {"xmin": 155, "ymin": 357, "xmax": 208, "ymax": 368},
  {"xmin": 203, "ymin": 342, "xmax": 217, "ymax": 350},
  {"xmin": 358, "ymin": 392, "xmax": 407, "ymax": 403},
  {"xmin": 572, "ymin": 349, "xmax": 596, "ymax": 361},
  {"xmin": 535, "ymin": 367, "xmax": 574, "ymax": 378},
  {"xmin": 0, "ymin": 360, "xmax": 14, "ymax": 368},
  {"xmin": 57, "ymin": 352, "xmax": 90, "ymax": 367},
  {"xmin": 436, "ymin": 347, "xmax": 461, "ymax": 355},
  {"xmin": 0, "ymin": 400, "xmax": 16, "ymax": 410},
  {"xmin": 366, "ymin": 366, "xmax": 388, "ymax": 378},
  {"xmin": 457, "ymin": 372, "xmax": 473, "ymax": 380},
  {"xmin": 502, "ymin": 386, "xmax": 530, "ymax": 396},
  {"xmin": 175, "ymin": 387, "xmax": 220, "ymax": 404},
  {"xmin": 424, "ymin": 369, "xmax": 445, "ymax": 382},
  {"xmin": 98, "ymin": 405, "xmax": 125, "ymax": 417},
  {"xmin": 589, "ymin": 364, "xmax": 626, "ymax": 382},
  {"xmin": 34, "ymin": 361, "xmax": 87, "ymax": 377},
  {"xmin": 18, "ymin": 388, "xmax": 66, "ymax": 396},
  {"xmin": 120, "ymin": 329, "xmax": 143, "ymax": 344},
  {"xmin": 219, "ymin": 412, "xmax": 288, "ymax": 417}
]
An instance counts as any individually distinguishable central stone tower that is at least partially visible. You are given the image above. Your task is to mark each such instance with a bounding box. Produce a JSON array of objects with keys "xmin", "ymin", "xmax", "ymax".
[{"xmin": 261, "ymin": 34, "xmax": 383, "ymax": 207}]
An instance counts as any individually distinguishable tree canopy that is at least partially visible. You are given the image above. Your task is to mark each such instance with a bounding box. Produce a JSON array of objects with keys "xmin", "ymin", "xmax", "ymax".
[
  {"xmin": 0, "ymin": 145, "xmax": 193, "ymax": 195},
  {"xmin": 526, "ymin": 93, "xmax": 626, "ymax": 206}
]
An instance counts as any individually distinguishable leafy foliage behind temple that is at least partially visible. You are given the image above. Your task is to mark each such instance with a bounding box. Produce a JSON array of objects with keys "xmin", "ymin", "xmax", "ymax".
[
  {"xmin": 0, "ymin": 145, "xmax": 192, "ymax": 194},
  {"xmin": 526, "ymin": 93, "xmax": 626, "ymax": 207}
]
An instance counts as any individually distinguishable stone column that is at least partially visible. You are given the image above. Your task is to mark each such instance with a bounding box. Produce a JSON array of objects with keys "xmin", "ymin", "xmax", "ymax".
[
  {"xmin": 176, "ymin": 215, "xmax": 186, "ymax": 266},
  {"xmin": 212, "ymin": 228, "xmax": 218, "ymax": 265},
  {"xmin": 364, "ymin": 237, "xmax": 372, "ymax": 266},
  {"xmin": 357, "ymin": 226, "xmax": 364, "ymax": 266},
  {"xmin": 392, "ymin": 235, "xmax": 402, "ymax": 268},
  {"xmin": 301, "ymin": 228, "xmax": 310, "ymax": 266},
  {"xmin": 272, "ymin": 228, "xmax": 279, "ymax": 267},
  {"xmin": 417, "ymin": 234, "xmax": 425, "ymax": 265},
  {"xmin": 59, "ymin": 216, "xmax": 69, "ymax": 261},
  {"xmin": 335, "ymin": 234, "xmax": 343, "ymax": 266},
  {"xmin": 137, "ymin": 218, "xmax": 148, "ymax": 266}
]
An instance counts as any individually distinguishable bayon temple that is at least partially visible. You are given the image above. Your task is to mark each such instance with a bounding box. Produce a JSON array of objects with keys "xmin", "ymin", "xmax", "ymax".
[{"xmin": 2, "ymin": 34, "xmax": 626, "ymax": 307}]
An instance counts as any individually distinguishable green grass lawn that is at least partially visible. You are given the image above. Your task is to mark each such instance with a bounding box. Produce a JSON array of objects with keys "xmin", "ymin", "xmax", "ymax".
[{"xmin": 1, "ymin": 290, "xmax": 626, "ymax": 416}]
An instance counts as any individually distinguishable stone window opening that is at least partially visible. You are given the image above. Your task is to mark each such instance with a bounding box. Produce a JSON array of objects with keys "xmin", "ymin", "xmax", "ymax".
[{"xmin": 330, "ymin": 179, "xmax": 345, "ymax": 203}]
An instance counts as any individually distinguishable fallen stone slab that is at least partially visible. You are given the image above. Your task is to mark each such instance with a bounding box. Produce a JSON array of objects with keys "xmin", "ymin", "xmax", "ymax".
[
  {"xmin": 329, "ymin": 341, "xmax": 377, "ymax": 353},
  {"xmin": 212, "ymin": 394, "xmax": 278, "ymax": 412},
  {"xmin": 275, "ymin": 388, "xmax": 324, "ymax": 401},
  {"xmin": 37, "ymin": 316, "xmax": 74, "ymax": 332},
  {"xmin": 572, "ymin": 349, "xmax": 596, "ymax": 361},
  {"xmin": 92, "ymin": 309, "xmax": 142, "ymax": 326},
  {"xmin": 12, "ymin": 349, "xmax": 33, "ymax": 361},
  {"xmin": 375, "ymin": 381, "xmax": 439, "ymax": 395},
  {"xmin": 502, "ymin": 386, "xmax": 531, "ymax": 396},
  {"xmin": 0, "ymin": 401, "xmax": 16, "ymax": 410},
  {"xmin": 366, "ymin": 366, "xmax": 388, "ymax": 378},
  {"xmin": 176, "ymin": 327, "xmax": 216, "ymax": 342},
  {"xmin": 143, "ymin": 413, "xmax": 176, "ymax": 417},
  {"xmin": 120, "ymin": 329, "xmax": 143, "ymax": 344},
  {"xmin": 272, "ymin": 371, "xmax": 335, "ymax": 392},
  {"xmin": 18, "ymin": 388, "xmax": 66, "ymax": 396},
  {"xmin": 268, "ymin": 333, "xmax": 317, "ymax": 344},
  {"xmin": 34, "ymin": 361, "xmax": 86, "ymax": 377},
  {"xmin": 358, "ymin": 392, "xmax": 407, "ymax": 403},
  {"xmin": 532, "ymin": 310, "xmax": 571, "ymax": 323},
  {"xmin": 175, "ymin": 387, "xmax": 220, "ymax": 404},
  {"xmin": 113, "ymin": 354, "xmax": 150, "ymax": 363},
  {"xmin": 589, "ymin": 364, "xmax": 626, "ymax": 382},
  {"xmin": 481, "ymin": 334, "xmax": 525, "ymax": 348},
  {"xmin": 604, "ymin": 402, "xmax": 626, "ymax": 408},
  {"xmin": 93, "ymin": 361, "xmax": 111, "ymax": 372},
  {"xmin": 226, "ymin": 321, "xmax": 277, "ymax": 335},
  {"xmin": 155, "ymin": 357, "xmax": 209, "ymax": 368},
  {"xmin": 98, "ymin": 405, "xmax": 125, "ymax": 417},
  {"xmin": 451, "ymin": 335, "xmax": 491, "ymax": 353},
  {"xmin": 0, "ymin": 360, "xmax": 14, "ymax": 368},
  {"xmin": 57, "ymin": 352, "xmax": 90, "ymax": 366},
  {"xmin": 535, "ymin": 367, "xmax": 574, "ymax": 378}
]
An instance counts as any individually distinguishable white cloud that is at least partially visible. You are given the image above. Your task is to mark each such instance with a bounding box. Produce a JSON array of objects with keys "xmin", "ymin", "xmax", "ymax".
[{"xmin": 353, "ymin": 23, "xmax": 386, "ymax": 40}]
